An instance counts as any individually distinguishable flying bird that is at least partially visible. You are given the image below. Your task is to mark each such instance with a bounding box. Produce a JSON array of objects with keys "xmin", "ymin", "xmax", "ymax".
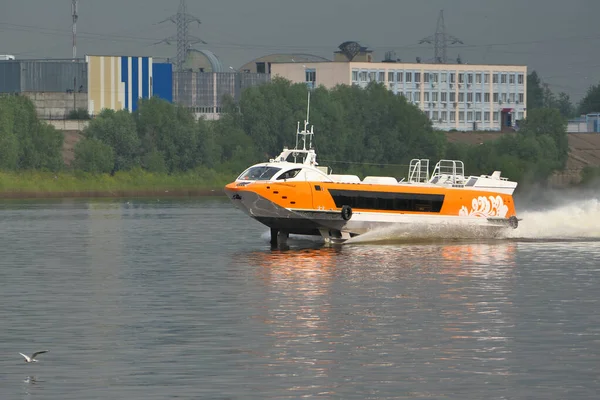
[{"xmin": 19, "ymin": 351, "xmax": 48, "ymax": 363}]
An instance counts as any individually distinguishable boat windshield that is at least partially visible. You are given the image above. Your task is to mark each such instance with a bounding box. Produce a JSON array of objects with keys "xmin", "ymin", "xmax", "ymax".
[{"xmin": 237, "ymin": 166, "xmax": 282, "ymax": 181}]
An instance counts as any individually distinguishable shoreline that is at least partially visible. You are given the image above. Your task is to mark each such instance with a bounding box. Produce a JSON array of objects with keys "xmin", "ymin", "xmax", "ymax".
[{"xmin": 0, "ymin": 188, "xmax": 227, "ymax": 200}]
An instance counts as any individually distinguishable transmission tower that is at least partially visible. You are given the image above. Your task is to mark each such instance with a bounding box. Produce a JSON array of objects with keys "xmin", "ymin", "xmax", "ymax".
[
  {"xmin": 72, "ymin": 0, "xmax": 78, "ymax": 59},
  {"xmin": 158, "ymin": 0, "xmax": 206, "ymax": 71},
  {"xmin": 418, "ymin": 10, "xmax": 463, "ymax": 63}
]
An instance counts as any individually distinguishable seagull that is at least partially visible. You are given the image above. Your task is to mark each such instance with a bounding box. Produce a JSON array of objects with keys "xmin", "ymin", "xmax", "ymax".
[{"xmin": 19, "ymin": 351, "xmax": 48, "ymax": 363}]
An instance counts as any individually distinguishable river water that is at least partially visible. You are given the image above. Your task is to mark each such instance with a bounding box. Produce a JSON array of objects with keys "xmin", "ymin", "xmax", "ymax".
[{"xmin": 0, "ymin": 196, "xmax": 599, "ymax": 399}]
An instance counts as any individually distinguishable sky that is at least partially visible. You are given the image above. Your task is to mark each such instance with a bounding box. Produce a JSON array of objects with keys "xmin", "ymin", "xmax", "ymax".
[{"xmin": 0, "ymin": 0, "xmax": 598, "ymax": 102}]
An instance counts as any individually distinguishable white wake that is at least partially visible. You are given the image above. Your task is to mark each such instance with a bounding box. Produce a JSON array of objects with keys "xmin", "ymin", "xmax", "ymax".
[{"xmin": 506, "ymin": 197, "xmax": 600, "ymax": 240}]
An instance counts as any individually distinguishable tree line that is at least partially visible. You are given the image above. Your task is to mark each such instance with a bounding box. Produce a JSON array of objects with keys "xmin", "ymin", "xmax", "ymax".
[{"xmin": 1, "ymin": 72, "xmax": 600, "ymax": 188}]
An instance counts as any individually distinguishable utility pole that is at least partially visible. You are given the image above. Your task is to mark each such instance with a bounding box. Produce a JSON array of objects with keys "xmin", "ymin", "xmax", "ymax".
[
  {"xmin": 418, "ymin": 10, "xmax": 463, "ymax": 63},
  {"xmin": 157, "ymin": 0, "xmax": 206, "ymax": 72},
  {"xmin": 72, "ymin": 0, "xmax": 78, "ymax": 59}
]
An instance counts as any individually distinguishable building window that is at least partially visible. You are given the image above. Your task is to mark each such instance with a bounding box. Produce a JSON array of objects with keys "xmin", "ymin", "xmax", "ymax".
[
  {"xmin": 397, "ymin": 72, "xmax": 403, "ymax": 82},
  {"xmin": 424, "ymin": 73, "xmax": 430, "ymax": 83},
  {"xmin": 378, "ymin": 71, "xmax": 385, "ymax": 82},
  {"xmin": 493, "ymin": 93, "xmax": 499, "ymax": 102},
  {"xmin": 359, "ymin": 71, "xmax": 367, "ymax": 81},
  {"xmin": 467, "ymin": 93, "xmax": 473, "ymax": 102},
  {"xmin": 414, "ymin": 91, "xmax": 420, "ymax": 101},
  {"xmin": 458, "ymin": 73, "xmax": 464, "ymax": 83},
  {"xmin": 440, "ymin": 73, "xmax": 447, "ymax": 83},
  {"xmin": 406, "ymin": 72, "xmax": 412, "ymax": 82},
  {"xmin": 450, "ymin": 112, "xmax": 456, "ymax": 122},
  {"xmin": 450, "ymin": 92, "xmax": 456, "ymax": 102},
  {"xmin": 493, "ymin": 112, "xmax": 499, "ymax": 121},
  {"xmin": 518, "ymin": 74, "xmax": 524, "ymax": 84},
  {"xmin": 475, "ymin": 111, "xmax": 482, "ymax": 121},
  {"xmin": 441, "ymin": 92, "xmax": 447, "ymax": 102},
  {"xmin": 484, "ymin": 73, "xmax": 490, "ymax": 84},
  {"xmin": 493, "ymin": 73, "xmax": 499, "ymax": 83},
  {"xmin": 501, "ymin": 93, "xmax": 507, "ymax": 103},
  {"xmin": 352, "ymin": 71, "xmax": 359, "ymax": 81},
  {"xmin": 415, "ymin": 72, "xmax": 421, "ymax": 83},
  {"xmin": 431, "ymin": 73, "xmax": 439, "ymax": 83},
  {"xmin": 256, "ymin": 62, "xmax": 266, "ymax": 74},
  {"xmin": 518, "ymin": 93, "xmax": 524, "ymax": 103},
  {"xmin": 501, "ymin": 74, "xmax": 507, "ymax": 84},
  {"xmin": 484, "ymin": 92, "xmax": 490, "ymax": 102},
  {"xmin": 441, "ymin": 111, "xmax": 447, "ymax": 121},
  {"xmin": 388, "ymin": 71, "xmax": 395, "ymax": 82},
  {"xmin": 509, "ymin": 74, "xmax": 515, "ymax": 84},
  {"xmin": 426, "ymin": 111, "xmax": 431, "ymax": 119},
  {"xmin": 484, "ymin": 111, "xmax": 490, "ymax": 121},
  {"xmin": 467, "ymin": 73, "xmax": 473, "ymax": 84},
  {"xmin": 369, "ymin": 71, "xmax": 376, "ymax": 81},
  {"xmin": 476, "ymin": 74, "xmax": 482, "ymax": 84},
  {"xmin": 475, "ymin": 92, "xmax": 482, "ymax": 103},
  {"xmin": 432, "ymin": 92, "xmax": 438, "ymax": 101},
  {"xmin": 433, "ymin": 111, "xmax": 439, "ymax": 120},
  {"xmin": 459, "ymin": 111, "xmax": 465, "ymax": 122},
  {"xmin": 424, "ymin": 92, "xmax": 430, "ymax": 102},
  {"xmin": 459, "ymin": 93, "xmax": 465, "ymax": 102},
  {"xmin": 450, "ymin": 73, "xmax": 455, "ymax": 83},
  {"xmin": 518, "ymin": 112, "xmax": 524, "ymax": 119},
  {"xmin": 509, "ymin": 93, "xmax": 515, "ymax": 103},
  {"xmin": 467, "ymin": 111, "xmax": 473, "ymax": 121},
  {"xmin": 305, "ymin": 68, "xmax": 316, "ymax": 89}
]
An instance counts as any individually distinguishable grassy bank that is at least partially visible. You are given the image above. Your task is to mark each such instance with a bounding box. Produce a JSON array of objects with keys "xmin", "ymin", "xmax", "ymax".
[{"xmin": 0, "ymin": 168, "xmax": 236, "ymax": 199}]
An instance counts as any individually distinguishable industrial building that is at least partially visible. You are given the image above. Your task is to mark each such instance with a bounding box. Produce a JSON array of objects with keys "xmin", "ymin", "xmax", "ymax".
[
  {"xmin": 271, "ymin": 60, "xmax": 527, "ymax": 132},
  {"xmin": 0, "ymin": 59, "xmax": 88, "ymax": 119},
  {"xmin": 239, "ymin": 53, "xmax": 330, "ymax": 74},
  {"xmin": 85, "ymin": 55, "xmax": 172, "ymax": 115},
  {"xmin": 173, "ymin": 71, "xmax": 270, "ymax": 119},
  {"xmin": 568, "ymin": 113, "xmax": 600, "ymax": 133},
  {"xmin": 0, "ymin": 54, "xmax": 269, "ymax": 121}
]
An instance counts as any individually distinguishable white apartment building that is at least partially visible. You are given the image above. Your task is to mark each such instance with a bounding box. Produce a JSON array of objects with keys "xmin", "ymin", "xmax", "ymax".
[{"xmin": 271, "ymin": 61, "xmax": 527, "ymax": 131}]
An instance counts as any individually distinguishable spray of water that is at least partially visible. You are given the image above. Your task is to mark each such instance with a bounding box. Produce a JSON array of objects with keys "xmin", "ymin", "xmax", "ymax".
[
  {"xmin": 346, "ymin": 192, "xmax": 600, "ymax": 244},
  {"xmin": 257, "ymin": 190, "xmax": 600, "ymax": 245},
  {"xmin": 506, "ymin": 197, "xmax": 600, "ymax": 240}
]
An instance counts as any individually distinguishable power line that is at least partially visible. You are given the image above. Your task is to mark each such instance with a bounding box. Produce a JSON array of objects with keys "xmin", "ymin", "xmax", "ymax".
[
  {"xmin": 156, "ymin": 0, "xmax": 205, "ymax": 72},
  {"xmin": 418, "ymin": 10, "xmax": 463, "ymax": 63},
  {"xmin": 2, "ymin": 20, "xmax": 600, "ymax": 57}
]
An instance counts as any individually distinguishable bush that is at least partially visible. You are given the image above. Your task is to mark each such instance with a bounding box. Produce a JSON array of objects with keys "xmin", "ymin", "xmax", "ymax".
[
  {"xmin": 72, "ymin": 137, "xmax": 115, "ymax": 173},
  {"xmin": 67, "ymin": 108, "xmax": 90, "ymax": 120}
]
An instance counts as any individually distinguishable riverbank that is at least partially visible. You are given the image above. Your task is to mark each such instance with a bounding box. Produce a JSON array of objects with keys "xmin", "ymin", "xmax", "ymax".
[{"xmin": 0, "ymin": 169, "xmax": 234, "ymax": 199}]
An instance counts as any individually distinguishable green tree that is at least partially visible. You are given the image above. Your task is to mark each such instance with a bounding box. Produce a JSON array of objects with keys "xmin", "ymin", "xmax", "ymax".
[
  {"xmin": 72, "ymin": 137, "xmax": 115, "ymax": 173},
  {"xmin": 135, "ymin": 97, "xmax": 199, "ymax": 172},
  {"xmin": 578, "ymin": 83, "xmax": 600, "ymax": 116},
  {"xmin": 527, "ymin": 71, "xmax": 544, "ymax": 110},
  {"xmin": 0, "ymin": 95, "xmax": 64, "ymax": 171},
  {"xmin": 556, "ymin": 92, "xmax": 575, "ymax": 119},
  {"xmin": 83, "ymin": 109, "xmax": 140, "ymax": 172},
  {"xmin": 518, "ymin": 108, "xmax": 568, "ymax": 167},
  {"xmin": 0, "ymin": 98, "xmax": 18, "ymax": 170}
]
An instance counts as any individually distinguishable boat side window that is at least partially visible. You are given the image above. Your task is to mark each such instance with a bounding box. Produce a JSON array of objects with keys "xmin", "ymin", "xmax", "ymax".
[
  {"xmin": 465, "ymin": 177, "xmax": 478, "ymax": 186},
  {"xmin": 238, "ymin": 166, "xmax": 282, "ymax": 181},
  {"xmin": 276, "ymin": 168, "xmax": 302, "ymax": 180}
]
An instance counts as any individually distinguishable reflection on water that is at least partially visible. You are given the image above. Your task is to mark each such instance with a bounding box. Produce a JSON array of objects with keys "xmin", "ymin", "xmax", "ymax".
[{"xmin": 239, "ymin": 241, "xmax": 523, "ymax": 398}]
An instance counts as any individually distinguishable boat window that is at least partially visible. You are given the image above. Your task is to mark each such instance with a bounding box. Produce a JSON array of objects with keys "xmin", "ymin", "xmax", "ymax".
[
  {"xmin": 328, "ymin": 189, "xmax": 445, "ymax": 213},
  {"xmin": 276, "ymin": 168, "xmax": 302, "ymax": 180},
  {"xmin": 465, "ymin": 177, "xmax": 478, "ymax": 186},
  {"xmin": 237, "ymin": 166, "xmax": 282, "ymax": 181}
]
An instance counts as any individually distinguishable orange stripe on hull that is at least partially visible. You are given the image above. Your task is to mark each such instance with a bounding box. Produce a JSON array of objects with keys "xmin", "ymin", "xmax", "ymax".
[{"xmin": 224, "ymin": 181, "xmax": 517, "ymax": 219}]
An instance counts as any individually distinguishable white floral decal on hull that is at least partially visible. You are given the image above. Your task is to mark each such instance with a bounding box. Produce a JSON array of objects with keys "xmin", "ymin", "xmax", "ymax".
[{"xmin": 459, "ymin": 195, "xmax": 508, "ymax": 218}]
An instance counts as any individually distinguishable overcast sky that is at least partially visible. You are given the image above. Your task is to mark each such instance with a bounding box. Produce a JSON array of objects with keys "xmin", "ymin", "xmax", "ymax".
[{"xmin": 1, "ymin": 0, "xmax": 598, "ymax": 102}]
